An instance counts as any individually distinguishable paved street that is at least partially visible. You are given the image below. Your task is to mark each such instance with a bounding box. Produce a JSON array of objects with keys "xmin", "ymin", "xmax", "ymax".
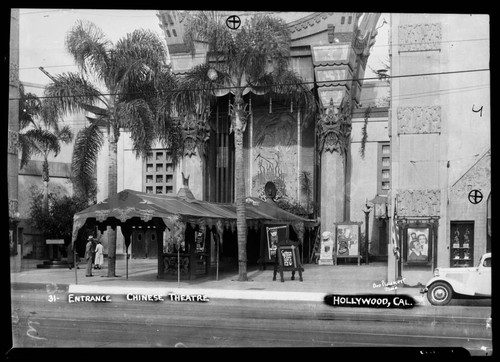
[{"xmin": 10, "ymin": 288, "xmax": 492, "ymax": 354}]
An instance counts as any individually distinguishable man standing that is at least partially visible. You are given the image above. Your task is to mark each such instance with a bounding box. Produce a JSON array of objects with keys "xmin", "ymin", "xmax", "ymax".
[{"xmin": 85, "ymin": 236, "xmax": 95, "ymax": 277}]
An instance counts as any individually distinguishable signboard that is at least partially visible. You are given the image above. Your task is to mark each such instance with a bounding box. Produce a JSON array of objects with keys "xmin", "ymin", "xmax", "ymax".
[
  {"xmin": 46, "ymin": 239, "xmax": 65, "ymax": 245},
  {"xmin": 335, "ymin": 222, "xmax": 362, "ymax": 265},
  {"xmin": 312, "ymin": 44, "xmax": 350, "ymax": 63},
  {"xmin": 265, "ymin": 225, "xmax": 288, "ymax": 261},
  {"xmin": 273, "ymin": 240, "xmax": 303, "ymax": 282},
  {"xmin": 278, "ymin": 245, "xmax": 298, "ymax": 270}
]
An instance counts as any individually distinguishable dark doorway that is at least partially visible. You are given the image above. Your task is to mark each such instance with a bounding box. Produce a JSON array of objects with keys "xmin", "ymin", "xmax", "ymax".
[
  {"xmin": 205, "ymin": 94, "xmax": 235, "ymax": 203},
  {"xmin": 132, "ymin": 228, "xmax": 158, "ymax": 259}
]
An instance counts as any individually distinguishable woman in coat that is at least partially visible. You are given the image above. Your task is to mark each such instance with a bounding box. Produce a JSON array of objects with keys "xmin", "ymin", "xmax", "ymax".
[{"xmin": 94, "ymin": 240, "xmax": 104, "ymax": 269}]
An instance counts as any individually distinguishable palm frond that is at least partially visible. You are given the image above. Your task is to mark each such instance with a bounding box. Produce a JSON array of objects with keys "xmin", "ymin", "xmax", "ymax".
[
  {"xmin": 39, "ymin": 97, "xmax": 63, "ymax": 130},
  {"xmin": 65, "ymin": 20, "xmax": 111, "ymax": 78},
  {"xmin": 113, "ymin": 29, "xmax": 168, "ymax": 93},
  {"xmin": 56, "ymin": 125, "xmax": 74, "ymax": 144},
  {"xmin": 19, "ymin": 84, "xmax": 42, "ymax": 130},
  {"xmin": 155, "ymin": 115, "xmax": 184, "ymax": 167},
  {"xmin": 71, "ymin": 123, "xmax": 104, "ymax": 193},
  {"xmin": 174, "ymin": 63, "xmax": 228, "ymax": 116},
  {"xmin": 233, "ymin": 14, "xmax": 291, "ymax": 82},
  {"xmin": 21, "ymin": 128, "xmax": 61, "ymax": 157},
  {"xmin": 183, "ymin": 11, "xmax": 234, "ymax": 57},
  {"xmin": 43, "ymin": 72, "xmax": 106, "ymax": 116},
  {"xmin": 18, "ymin": 133, "xmax": 34, "ymax": 169},
  {"xmin": 116, "ymin": 99, "xmax": 155, "ymax": 158}
]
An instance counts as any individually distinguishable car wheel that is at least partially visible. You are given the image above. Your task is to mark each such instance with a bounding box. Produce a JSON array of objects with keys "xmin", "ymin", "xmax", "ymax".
[{"xmin": 427, "ymin": 282, "xmax": 453, "ymax": 306}]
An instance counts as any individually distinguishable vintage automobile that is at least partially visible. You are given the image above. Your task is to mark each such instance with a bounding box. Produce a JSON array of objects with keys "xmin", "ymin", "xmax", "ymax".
[{"xmin": 421, "ymin": 252, "xmax": 491, "ymax": 306}]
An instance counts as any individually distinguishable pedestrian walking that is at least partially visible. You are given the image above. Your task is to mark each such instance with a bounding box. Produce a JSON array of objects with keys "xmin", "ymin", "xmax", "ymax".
[
  {"xmin": 94, "ymin": 240, "xmax": 104, "ymax": 269},
  {"xmin": 85, "ymin": 236, "xmax": 95, "ymax": 277}
]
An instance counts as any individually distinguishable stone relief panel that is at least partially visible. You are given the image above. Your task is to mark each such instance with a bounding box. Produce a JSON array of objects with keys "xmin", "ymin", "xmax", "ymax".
[
  {"xmin": 398, "ymin": 23, "xmax": 441, "ymax": 52},
  {"xmin": 9, "ymin": 199, "xmax": 18, "ymax": 218},
  {"xmin": 397, "ymin": 106, "xmax": 441, "ymax": 134},
  {"xmin": 450, "ymin": 150, "xmax": 491, "ymax": 201},
  {"xmin": 9, "ymin": 62, "xmax": 19, "ymax": 86},
  {"xmin": 396, "ymin": 189, "xmax": 441, "ymax": 217},
  {"xmin": 8, "ymin": 130, "xmax": 18, "ymax": 154},
  {"xmin": 252, "ymin": 109, "xmax": 298, "ymax": 202}
]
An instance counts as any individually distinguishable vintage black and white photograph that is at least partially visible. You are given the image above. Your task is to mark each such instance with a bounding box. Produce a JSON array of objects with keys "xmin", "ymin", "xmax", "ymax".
[
  {"xmin": 7, "ymin": 8, "xmax": 491, "ymax": 356},
  {"xmin": 406, "ymin": 227, "xmax": 430, "ymax": 263}
]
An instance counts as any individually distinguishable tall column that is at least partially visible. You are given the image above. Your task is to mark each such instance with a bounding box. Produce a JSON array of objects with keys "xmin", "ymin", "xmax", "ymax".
[
  {"xmin": 317, "ymin": 98, "xmax": 352, "ymax": 235},
  {"xmin": 179, "ymin": 114, "xmax": 210, "ymax": 199},
  {"xmin": 9, "ymin": 9, "xmax": 20, "ymax": 270}
]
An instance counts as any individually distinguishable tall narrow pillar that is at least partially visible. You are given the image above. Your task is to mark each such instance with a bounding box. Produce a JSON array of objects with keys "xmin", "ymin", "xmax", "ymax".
[
  {"xmin": 317, "ymin": 98, "xmax": 352, "ymax": 235},
  {"xmin": 9, "ymin": 9, "xmax": 21, "ymax": 270}
]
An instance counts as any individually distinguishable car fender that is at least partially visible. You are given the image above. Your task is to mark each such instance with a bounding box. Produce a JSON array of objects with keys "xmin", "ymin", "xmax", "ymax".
[
  {"xmin": 424, "ymin": 276, "xmax": 475, "ymax": 296},
  {"xmin": 422, "ymin": 277, "xmax": 455, "ymax": 293}
]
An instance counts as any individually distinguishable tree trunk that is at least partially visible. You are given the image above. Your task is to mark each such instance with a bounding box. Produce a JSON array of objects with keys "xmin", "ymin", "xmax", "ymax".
[
  {"xmin": 107, "ymin": 124, "xmax": 118, "ymax": 277},
  {"xmin": 232, "ymin": 93, "xmax": 248, "ymax": 281},
  {"xmin": 42, "ymin": 158, "xmax": 49, "ymax": 216}
]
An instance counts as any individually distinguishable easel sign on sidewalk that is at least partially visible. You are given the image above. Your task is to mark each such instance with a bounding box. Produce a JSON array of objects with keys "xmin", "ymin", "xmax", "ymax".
[
  {"xmin": 273, "ymin": 240, "xmax": 303, "ymax": 282},
  {"xmin": 260, "ymin": 225, "xmax": 289, "ymax": 270},
  {"xmin": 266, "ymin": 225, "xmax": 288, "ymax": 260},
  {"xmin": 334, "ymin": 222, "xmax": 362, "ymax": 266}
]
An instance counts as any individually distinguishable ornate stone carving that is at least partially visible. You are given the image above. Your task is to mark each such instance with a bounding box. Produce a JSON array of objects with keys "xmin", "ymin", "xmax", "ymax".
[
  {"xmin": 450, "ymin": 150, "xmax": 491, "ymax": 200},
  {"xmin": 397, "ymin": 106, "xmax": 441, "ymax": 134},
  {"xmin": 8, "ymin": 198, "xmax": 18, "ymax": 218},
  {"xmin": 396, "ymin": 189, "xmax": 441, "ymax": 217},
  {"xmin": 179, "ymin": 114, "xmax": 210, "ymax": 157},
  {"xmin": 8, "ymin": 130, "xmax": 18, "ymax": 155},
  {"xmin": 9, "ymin": 62, "xmax": 19, "ymax": 86},
  {"xmin": 317, "ymin": 96, "xmax": 352, "ymax": 155},
  {"xmin": 163, "ymin": 256, "xmax": 189, "ymax": 275},
  {"xmin": 289, "ymin": 13, "xmax": 333, "ymax": 34},
  {"xmin": 398, "ymin": 23, "xmax": 441, "ymax": 52}
]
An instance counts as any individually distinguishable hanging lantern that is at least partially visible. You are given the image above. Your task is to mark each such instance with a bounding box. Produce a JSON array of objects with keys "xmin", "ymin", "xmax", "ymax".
[{"xmin": 207, "ymin": 67, "xmax": 218, "ymax": 81}]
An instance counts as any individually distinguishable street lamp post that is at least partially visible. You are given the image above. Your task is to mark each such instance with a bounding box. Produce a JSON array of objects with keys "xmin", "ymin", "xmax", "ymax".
[{"xmin": 362, "ymin": 200, "xmax": 373, "ymax": 265}]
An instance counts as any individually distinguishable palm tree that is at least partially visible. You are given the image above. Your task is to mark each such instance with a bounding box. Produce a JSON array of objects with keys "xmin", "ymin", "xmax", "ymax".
[
  {"xmin": 44, "ymin": 20, "xmax": 177, "ymax": 277},
  {"xmin": 18, "ymin": 84, "xmax": 74, "ymax": 215},
  {"xmin": 180, "ymin": 11, "xmax": 317, "ymax": 281}
]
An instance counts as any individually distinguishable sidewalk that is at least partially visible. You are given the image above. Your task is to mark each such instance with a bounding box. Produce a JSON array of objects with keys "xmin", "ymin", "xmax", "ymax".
[{"xmin": 10, "ymin": 257, "xmax": 427, "ymax": 304}]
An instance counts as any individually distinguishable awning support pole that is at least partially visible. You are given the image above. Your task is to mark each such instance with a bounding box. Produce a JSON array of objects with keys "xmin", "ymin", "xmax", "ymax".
[
  {"xmin": 126, "ymin": 246, "xmax": 129, "ymax": 280},
  {"xmin": 216, "ymin": 234, "xmax": 219, "ymax": 281},
  {"xmin": 74, "ymin": 246, "xmax": 78, "ymax": 285}
]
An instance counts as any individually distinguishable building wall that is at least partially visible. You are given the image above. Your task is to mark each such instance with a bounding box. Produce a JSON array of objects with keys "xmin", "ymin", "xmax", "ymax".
[
  {"xmin": 389, "ymin": 13, "xmax": 490, "ymax": 284},
  {"xmin": 350, "ymin": 111, "xmax": 389, "ymax": 255}
]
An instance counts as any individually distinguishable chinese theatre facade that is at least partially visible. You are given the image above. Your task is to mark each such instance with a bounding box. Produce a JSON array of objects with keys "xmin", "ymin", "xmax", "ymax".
[{"xmin": 104, "ymin": 12, "xmax": 394, "ymax": 270}]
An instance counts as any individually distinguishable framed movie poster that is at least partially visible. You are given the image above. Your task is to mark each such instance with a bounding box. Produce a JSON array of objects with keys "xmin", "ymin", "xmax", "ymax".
[
  {"xmin": 265, "ymin": 225, "xmax": 288, "ymax": 260},
  {"xmin": 335, "ymin": 222, "xmax": 362, "ymax": 265},
  {"xmin": 405, "ymin": 227, "xmax": 431, "ymax": 264}
]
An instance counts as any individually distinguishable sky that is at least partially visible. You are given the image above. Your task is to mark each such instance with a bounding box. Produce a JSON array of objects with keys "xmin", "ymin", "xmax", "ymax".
[{"xmin": 18, "ymin": 9, "xmax": 390, "ymax": 88}]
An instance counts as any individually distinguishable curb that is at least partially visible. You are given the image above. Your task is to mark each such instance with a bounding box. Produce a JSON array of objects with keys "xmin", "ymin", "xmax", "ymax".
[
  {"xmin": 12, "ymin": 282, "xmax": 426, "ymax": 305},
  {"xmin": 11, "ymin": 282, "xmax": 70, "ymax": 292},
  {"xmin": 68, "ymin": 284, "xmax": 328, "ymax": 302}
]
